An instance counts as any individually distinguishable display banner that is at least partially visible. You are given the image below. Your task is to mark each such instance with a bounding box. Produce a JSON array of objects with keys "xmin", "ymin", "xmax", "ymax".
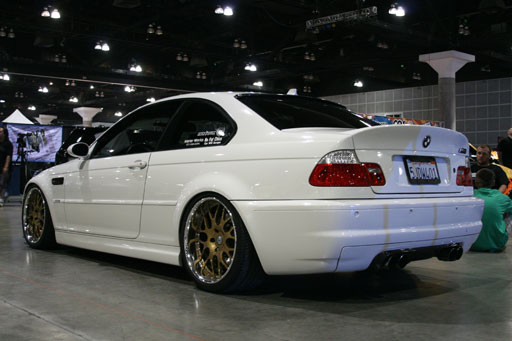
[
  {"xmin": 7, "ymin": 124, "xmax": 63, "ymax": 163},
  {"xmin": 361, "ymin": 114, "xmax": 442, "ymax": 127}
]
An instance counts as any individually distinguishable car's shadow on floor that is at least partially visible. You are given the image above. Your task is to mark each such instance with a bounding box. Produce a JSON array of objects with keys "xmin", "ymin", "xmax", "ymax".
[
  {"xmin": 255, "ymin": 269, "xmax": 447, "ymax": 300},
  {"xmin": 42, "ymin": 245, "xmax": 504, "ymax": 326},
  {"xmin": 49, "ymin": 245, "xmax": 451, "ymax": 303},
  {"xmin": 49, "ymin": 245, "xmax": 191, "ymax": 283}
]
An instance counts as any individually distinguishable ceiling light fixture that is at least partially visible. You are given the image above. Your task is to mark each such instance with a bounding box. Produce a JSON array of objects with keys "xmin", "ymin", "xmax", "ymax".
[
  {"xmin": 7, "ymin": 29, "xmax": 15, "ymax": 39},
  {"xmin": 303, "ymin": 86, "xmax": 312, "ymax": 93},
  {"xmin": 377, "ymin": 41, "xmax": 389, "ymax": 49},
  {"xmin": 51, "ymin": 8, "xmax": 61, "ymax": 19},
  {"xmin": 0, "ymin": 27, "xmax": 5, "ymax": 38},
  {"xmin": 155, "ymin": 25, "xmax": 163, "ymax": 35},
  {"xmin": 458, "ymin": 18, "xmax": 470, "ymax": 36},
  {"xmin": 244, "ymin": 63, "xmax": 257, "ymax": 72},
  {"xmin": 147, "ymin": 24, "xmax": 155, "ymax": 34},
  {"xmin": 129, "ymin": 64, "xmax": 142, "ymax": 72},
  {"xmin": 304, "ymin": 51, "xmax": 316, "ymax": 61},
  {"xmin": 389, "ymin": 3, "xmax": 405, "ymax": 17},
  {"xmin": 353, "ymin": 80, "xmax": 363, "ymax": 87},
  {"xmin": 101, "ymin": 42, "xmax": 110, "ymax": 51},
  {"xmin": 41, "ymin": 7, "xmax": 50, "ymax": 17},
  {"xmin": 253, "ymin": 81, "xmax": 263, "ymax": 87},
  {"xmin": 124, "ymin": 85, "xmax": 136, "ymax": 92},
  {"xmin": 1, "ymin": 74, "xmax": 10, "ymax": 81},
  {"xmin": 114, "ymin": 111, "xmax": 123, "ymax": 117},
  {"xmin": 223, "ymin": 6, "xmax": 233, "ymax": 16},
  {"xmin": 0, "ymin": 99, "xmax": 5, "ymax": 103},
  {"xmin": 240, "ymin": 40, "xmax": 247, "ymax": 49},
  {"xmin": 38, "ymin": 86, "xmax": 49, "ymax": 93},
  {"xmin": 146, "ymin": 97, "xmax": 156, "ymax": 102},
  {"xmin": 233, "ymin": 39, "xmax": 240, "ymax": 48},
  {"xmin": 176, "ymin": 53, "xmax": 189, "ymax": 62},
  {"xmin": 215, "ymin": 5, "xmax": 224, "ymax": 14},
  {"xmin": 28, "ymin": 105, "xmax": 36, "ymax": 111},
  {"xmin": 69, "ymin": 96, "xmax": 78, "ymax": 103},
  {"xmin": 89, "ymin": 85, "xmax": 95, "ymax": 89},
  {"xmin": 480, "ymin": 65, "xmax": 491, "ymax": 72},
  {"xmin": 94, "ymin": 42, "xmax": 102, "ymax": 50}
]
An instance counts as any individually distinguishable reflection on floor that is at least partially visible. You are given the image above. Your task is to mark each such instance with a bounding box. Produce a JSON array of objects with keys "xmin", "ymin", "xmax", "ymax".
[{"xmin": 1, "ymin": 203, "xmax": 511, "ymax": 340}]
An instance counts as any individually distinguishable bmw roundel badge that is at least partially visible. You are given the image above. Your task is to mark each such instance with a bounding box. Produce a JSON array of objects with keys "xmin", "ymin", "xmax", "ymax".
[{"xmin": 422, "ymin": 135, "xmax": 431, "ymax": 148}]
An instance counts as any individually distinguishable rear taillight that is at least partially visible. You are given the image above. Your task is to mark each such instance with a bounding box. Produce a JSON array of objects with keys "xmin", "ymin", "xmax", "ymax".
[
  {"xmin": 456, "ymin": 157, "xmax": 472, "ymax": 186},
  {"xmin": 309, "ymin": 150, "xmax": 386, "ymax": 187},
  {"xmin": 456, "ymin": 166, "xmax": 472, "ymax": 186}
]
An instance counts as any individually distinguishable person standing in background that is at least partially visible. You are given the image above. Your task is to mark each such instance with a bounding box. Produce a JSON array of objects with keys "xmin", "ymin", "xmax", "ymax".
[
  {"xmin": 472, "ymin": 144, "xmax": 508, "ymax": 193},
  {"xmin": 497, "ymin": 128, "xmax": 512, "ymax": 168},
  {"xmin": 0, "ymin": 126, "xmax": 13, "ymax": 206}
]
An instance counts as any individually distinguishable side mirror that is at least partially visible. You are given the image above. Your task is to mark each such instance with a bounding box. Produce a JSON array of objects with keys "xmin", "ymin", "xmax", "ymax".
[{"xmin": 67, "ymin": 142, "xmax": 89, "ymax": 159}]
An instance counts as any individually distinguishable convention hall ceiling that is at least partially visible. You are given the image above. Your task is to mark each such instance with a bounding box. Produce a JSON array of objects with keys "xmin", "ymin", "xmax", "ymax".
[{"xmin": 1, "ymin": 0, "xmax": 511, "ymax": 123}]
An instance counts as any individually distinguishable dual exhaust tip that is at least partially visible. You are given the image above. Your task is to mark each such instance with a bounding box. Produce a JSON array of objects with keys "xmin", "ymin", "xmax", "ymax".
[
  {"xmin": 436, "ymin": 245, "xmax": 464, "ymax": 262},
  {"xmin": 373, "ymin": 244, "xmax": 464, "ymax": 270}
]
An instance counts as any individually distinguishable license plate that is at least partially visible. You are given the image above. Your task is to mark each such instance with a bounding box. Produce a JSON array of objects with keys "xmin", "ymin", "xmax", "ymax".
[{"xmin": 403, "ymin": 156, "xmax": 440, "ymax": 184}]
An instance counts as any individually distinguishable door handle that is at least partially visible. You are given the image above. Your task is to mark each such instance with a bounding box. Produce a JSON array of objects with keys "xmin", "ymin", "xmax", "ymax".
[{"xmin": 128, "ymin": 160, "xmax": 147, "ymax": 170}]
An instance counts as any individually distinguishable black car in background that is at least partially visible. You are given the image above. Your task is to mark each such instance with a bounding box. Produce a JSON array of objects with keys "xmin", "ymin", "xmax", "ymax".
[{"xmin": 55, "ymin": 126, "xmax": 107, "ymax": 164}]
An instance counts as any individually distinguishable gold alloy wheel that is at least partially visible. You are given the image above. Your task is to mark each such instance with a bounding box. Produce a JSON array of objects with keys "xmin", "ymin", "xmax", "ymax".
[
  {"xmin": 184, "ymin": 197, "xmax": 237, "ymax": 284},
  {"xmin": 23, "ymin": 187, "xmax": 46, "ymax": 244}
]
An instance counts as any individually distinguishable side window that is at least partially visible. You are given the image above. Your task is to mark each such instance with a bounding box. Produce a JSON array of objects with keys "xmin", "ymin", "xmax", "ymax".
[
  {"xmin": 91, "ymin": 101, "xmax": 181, "ymax": 158},
  {"xmin": 167, "ymin": 101, "xmax": 235, "ymax": 149}
]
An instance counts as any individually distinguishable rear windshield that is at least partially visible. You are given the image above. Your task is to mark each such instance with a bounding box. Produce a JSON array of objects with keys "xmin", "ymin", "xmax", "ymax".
[{"xmin": 236, "ymin": 94, "xmax": 378, "ymax": 130}]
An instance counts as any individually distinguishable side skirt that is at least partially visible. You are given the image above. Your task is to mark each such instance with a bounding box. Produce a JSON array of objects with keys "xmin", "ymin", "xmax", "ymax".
[{"xmin": 55, "ymin": 231, "xmax": 181, "ymax": 266}]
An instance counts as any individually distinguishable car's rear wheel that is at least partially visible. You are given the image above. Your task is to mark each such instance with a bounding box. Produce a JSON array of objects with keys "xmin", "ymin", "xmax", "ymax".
[
  {"xmin": 22, "ymin": 186, "xmax": 56, "ymax": 249},
  {"xmin": 181, "ymin": 194, "xmax": 263, "ymax": 293}
]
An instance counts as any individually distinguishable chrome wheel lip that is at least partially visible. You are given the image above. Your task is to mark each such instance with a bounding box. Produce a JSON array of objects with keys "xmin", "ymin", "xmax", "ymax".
[
  {"xmin": 22, "ymin": 187, "xmax": 46, "ymax": 244},
  {"xmin": 183, "ymin": 197, "xmax": 237, "ymax": 284}
]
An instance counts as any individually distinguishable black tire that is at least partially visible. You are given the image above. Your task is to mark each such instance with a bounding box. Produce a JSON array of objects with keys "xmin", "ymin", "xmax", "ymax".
[
  {"xmin": 180, "ymin": 193, "xmax": 263, "ymax": 293},
  {"xmin": 22, "ymin": 185, "xmax": 57, "ymax": 249}
]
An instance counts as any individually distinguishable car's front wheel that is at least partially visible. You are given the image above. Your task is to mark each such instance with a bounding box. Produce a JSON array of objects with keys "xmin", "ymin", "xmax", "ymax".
[
  {"xmin": 22, "ymin": 186, "xmax": 56, "ymax": 249},
  {"xmin": 181, "ymin": 194, "xmax": 263, "ymax": 293}
]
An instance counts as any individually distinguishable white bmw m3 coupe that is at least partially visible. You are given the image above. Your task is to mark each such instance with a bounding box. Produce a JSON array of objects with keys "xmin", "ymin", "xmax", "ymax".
[{"xmin": 22, "ymin": 92, "xmax": 483, "ymax": 293}]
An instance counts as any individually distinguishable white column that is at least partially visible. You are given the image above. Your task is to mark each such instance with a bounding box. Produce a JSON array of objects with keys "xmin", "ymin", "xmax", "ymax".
[
  {"xmin": 419, "ymin": 50, "xmax": 475, "ymax": 130},
  {"xmin": 35, "ymin": 114, "xmax": 57, "ymax": 125},
  {"xmin": 73, "ymin": 107, "xmax": 103, "ymax": 127}
]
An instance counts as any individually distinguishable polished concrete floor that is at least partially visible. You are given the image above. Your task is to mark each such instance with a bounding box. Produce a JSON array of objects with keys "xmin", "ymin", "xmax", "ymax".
[{"xmin": 1, "ymin": 202, "xmax": 511, "ymax": 341}]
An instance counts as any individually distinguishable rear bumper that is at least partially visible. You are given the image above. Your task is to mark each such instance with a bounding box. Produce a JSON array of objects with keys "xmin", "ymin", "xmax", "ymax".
[{"xmin": 233, "ymin": 197, "xmax": 483, "ymax": 275}]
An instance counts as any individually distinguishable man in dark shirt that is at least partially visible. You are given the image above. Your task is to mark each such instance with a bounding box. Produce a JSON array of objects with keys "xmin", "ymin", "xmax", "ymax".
[
  {"xmin": 0, "ymin": 126, "xmax": 13, "ymax": 206},
  {"xmin": 497, "ymin": 128, "xmax": 512, "ymax": 168},
  {"xmin": 471, "ymin": 144, "xmax": 508, "ymax": 193}
]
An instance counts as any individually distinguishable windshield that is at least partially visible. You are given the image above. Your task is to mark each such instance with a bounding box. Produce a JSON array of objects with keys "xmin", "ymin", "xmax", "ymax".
[{"xmin": 236, "ymin": 94, "xmax": 378, "ymax": 130}]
